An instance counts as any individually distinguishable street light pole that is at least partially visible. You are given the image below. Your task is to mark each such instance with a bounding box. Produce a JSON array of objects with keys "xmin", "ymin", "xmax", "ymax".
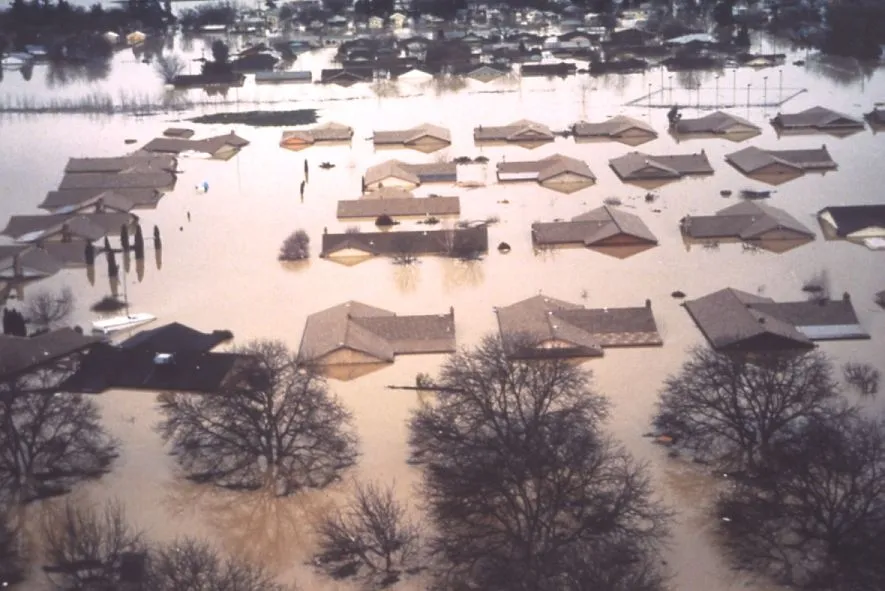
[
  {"xmin": 778, "ymin": 68, "xmax": 783, "ymax": 103},
  {"xmin": 747, "ymin": 83, "xmax": 751, "ymax": 107},
  {"xmin": 715, "ymin": 75, "xmax": 719, "ymax": 110},
  {"xmin": 763, "ymin": 76, "xmax": 768, "ymax": 113}
]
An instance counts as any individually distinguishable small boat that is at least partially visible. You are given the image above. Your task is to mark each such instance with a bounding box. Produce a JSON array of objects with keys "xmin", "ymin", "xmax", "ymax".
[
  {"xmin": 1, "ymin": 53, "xmax": 33, "ymax": 69},
  {"xmin": 92, "ymin": 313, "xmax": 156, "ymax": 335}
]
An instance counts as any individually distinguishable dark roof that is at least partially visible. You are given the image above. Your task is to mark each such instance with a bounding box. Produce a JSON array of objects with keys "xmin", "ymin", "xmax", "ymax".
[
  {"xmin": 337, "ymin": 196, "xmax": 460, "ymax": 218},
  {"xmin": 818, "ymin": 205, "xmax": 885, "ymax": 237},
  {"xmin": 0, "ymin": 328, "xmax": 102, "ymax": 380},
  {"xmin": 321, "ymin": 226, "xmax": 488, "ymax": 258},
  {"xmin": 64, "ymin": 154, "xmax": 177, "ymax": 174},
  {"xmin": 684, "ymin": 288, "xmax": 868, "ymax": 351},
  {"xmin": 673, "ymin": 111, "xmax": 761, "ymax": 135},
  {"xmin": 495, "ymin": 294, "xmax": 662, "ymax": 358},
  {"xmin": 725, "ymin": 146, "xmax": 837, "ymax": 174},
  {"xmin": 140, "ymin": 133, "xmax": 249, "ymax": 157},
  {"xmin": 298, "ymin": 301, "xmax": 456, "ymax": 363},
  {"xmin": 532, "ymin": 205, "xmax": 657, "ymax": 246},
  {"xmin": 281, "ymin": 122, "xmax": 354, "ymax": 146},
  {"xmin": 609, "ymin": 151, "xmax": 713, "ymax": 180},
  {"xmin": 573, "ymin": 116, "xmax": 657, "ymax": 138},
  {"xmin": 58, "ymin": 171, "xmax": 176, "ymax": 191},
  {"xmin": 40, "ymin": 241, "xmax": 91, "ymax": 266},
  {"xmin": 163, "ymin": 128, "xmax": 195, "ymax": 138},
  {"xmin": 771, "ymin": 106, "xmax": 865, "ymax": 130},
  {"xmin": 39, "ymin": 189, "xmax": 163, "ymax": 212},
  {"xmin": 496, "ymin": 154, "xmax": 595, "ymax": 182},
  {"xmin": 118, "ymin": 322, "xmax": 232, "ymax": 354},
  {"xmin": 521, "ymin": 62, "xmax": 576, "ymax": 76},
  {"xmin": 1, "ymin": 212, "xmax": 134, "ymax": 242},
  {"xmin": 60, "ymin": 345, "xmax": 247, "ymax": 394},
  {"xmin": 683, "ymin": 201, "xmax": 815, "ymax": 240},
  {"xmin": 0, "ymin": 246, "xmax": 62, "ymax": 279}
]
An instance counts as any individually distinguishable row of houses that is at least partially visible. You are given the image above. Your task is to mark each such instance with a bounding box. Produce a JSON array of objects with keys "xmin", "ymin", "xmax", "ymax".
[{"xmin": 0, "ymin": 130, "xmax": 249, "ymax": 301}]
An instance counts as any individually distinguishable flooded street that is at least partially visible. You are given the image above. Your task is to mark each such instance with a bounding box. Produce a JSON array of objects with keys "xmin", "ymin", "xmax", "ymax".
[{"xmin": 1, "ymin": 35, "xmax": 883, "ymax": 590}]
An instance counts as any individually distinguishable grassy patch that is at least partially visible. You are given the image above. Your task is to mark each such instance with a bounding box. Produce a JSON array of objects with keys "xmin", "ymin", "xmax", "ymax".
[{"xmin": 189, "ymin": 109, "xmax": 318, "ymax": 127}]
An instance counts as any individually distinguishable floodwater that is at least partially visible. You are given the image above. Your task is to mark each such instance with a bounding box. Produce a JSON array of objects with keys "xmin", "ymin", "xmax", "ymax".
[{"xmin": 1, "ymin": 33, "xmax": 884, "ymax": 590}]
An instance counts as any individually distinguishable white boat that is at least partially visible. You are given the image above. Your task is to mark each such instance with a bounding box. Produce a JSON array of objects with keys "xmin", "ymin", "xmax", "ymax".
[
  {"xmin": 1, "ymin": 53, "xmax": 33, "ymax": 68},
  {"xmin": 92, "ymin": 313, "xmax": 156, "ymax": 335}
]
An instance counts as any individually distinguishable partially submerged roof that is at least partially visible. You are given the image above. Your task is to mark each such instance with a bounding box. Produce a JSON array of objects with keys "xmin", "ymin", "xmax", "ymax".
[
  {"xmin": 818, "ymin": 205, "xmax": 885, "ymax": 237},
  {"xmin": 673, "ymin": 110, "xmax": 761, "ymax": 135},
  {"xmin": 0, "ymin": 328, "xmax": 102, "ymax": 380},
  {"xmin": 321, "ymin": 226, "xmax": 488, "ymax": 258},
  {"xmin": 64, "ymin": 154, "xmax": 177, "ymax": 174},
  {"xmin": 58, "ymin": 171, "xmax": 176, "ymax": 191},
  {"xmin": 771, "ymin": 106, "xmax": 865, "ymax": 130},
  {"xmin": 474, "ymin": 119, "xmax": 555, "ymax": 142},
  {"xmin": 684, "ymin": 288, "xmax": 868, "ymax": 351},
  {"xmin": 497, "ymin": 153, "xmax": 595, "ymax": 182},
  {"xmin": 609, "ymin": 151, "xmax": 714, "ymax": 180},
  {"xmin": 140, "ymin": 132, "xmax": 249, "ymax": 156},
  {"xmin": 495, "ymin": 294, "xmax": 662, "ymax": 359},
  {"xmin": 373, "ymin": 123, "xmax": 451, "ymax": 145},
  {"xmin": 364, "ymin": 160, "xmax": 457, "ymax": 187},
  {"xmin": 1, "ymin": 212, "xmax": 134, "ymax": 242},
  {"xmin": 119, "ymin": 322, "xmax": 233, "ymax": 354},
  {"xmin": 298, "ymin": 301, "xmax": 456, "ymax": 364},
  {"xmin": 39, "ymin": 188, "xmax": 162, "ymax": 212},
  {"xmin": 725, "ymin": 145, "xmax": 837, "ymax": 174},
  {"xmin": 572, "ymin": 115, "xmax": 657, "ymax": 139},
  {"xmin": 683, "ymin": 201, "xmax": 815, "ymax": 240},
  {"xmin": 0, "ymin": 245, "xmax": 62, "ymax": 279},
  {"xmin": 163, "ymin": 128, "xmax": 195, "ymax": 138},
  {"xmin": 281, "ymin": 122, "xmax": 354, "ymax": 147},
  {"xmin": 533, "ymin": 205, "xmax": 658, "ymax": 246},
  {"xmin": 337, "ymin": 196, "xmax": 460, "ymax": 219}
]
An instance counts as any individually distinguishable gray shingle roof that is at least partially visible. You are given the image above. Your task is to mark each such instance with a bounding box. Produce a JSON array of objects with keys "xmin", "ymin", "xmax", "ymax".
[
  {"xmin": 321, "ymin": 226, "xmax": 488, "ymax": 258},
  {"xmin": 373, "ymin": 123, "xmax": 451, "ymax": 145},
  {"xmin": 0, "ymin": 328, "xmax": 102, "ymax": 380},
  {"xmin": 298, "ymin": 301, "xmax": 456, "ymax": 364},
  {"xmin": 610, "ymin": 151, "xmax": 713, "ymax": 180},
  {"xmin": 364, "ymin": 160, "xmax": 457, "ymax": 187},
  {"xmin": 0, "ymin": 246, "xmax": 62, "ymax": 279},
  {"xmin": 683, "ymin": 201, "xmax": 815, "ymax": 240},
  {"xmin": 497, "ymin": 154, "xmax": 595, "ymax": 182},
  {"xmin": 65, "ymin": 154, "xmax": 177, "ymax": 174},
  {"xmin": 573, "ymin": 115, "xmax": 657, "ymax": 138},
  {"xmin": 771, "ymin": 106, "xmax": 865, "ymax": 130},
  {"xmin": 725, "ymin": 146, "xmax": 837, "ymax": 174},
  {"xmin": 39, "ymin": 188, "xmax": 162, "ymax": 212},
  {"xmin": 474, "ymin": 119, "xmax": 554, "ymax": 142},
  {"xmin": 1, "ymin": 212, "xmax": 134, "ymax": 242},
  {"xmin": 280, "ymin": 122, "xmax": 354, "ymax": 145},
  {"xmin": 673, "ymin": 110, "xmax": 761, "ymax": 135},
  {"xmin": 337, "ymin": 196, "xmax": 460, "ymax": 218},
  {"xmin": 533, "ymin": 205, "xmax": 657, "ymax": 246},
  {"xmin": 58, "ymin": 171, "xmax": 176, "ymax": 191}
]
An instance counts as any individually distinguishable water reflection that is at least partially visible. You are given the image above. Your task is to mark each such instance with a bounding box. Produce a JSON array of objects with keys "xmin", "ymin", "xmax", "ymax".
[
  {"xmin": 441, "ymin": 258, "xmax": 484, "ymax": 291},
  {"xmin": 45, "ymin": 59, "xmax": 112, "ymax": 88},
  {"xmin": 154, "ymin": 248, "xmax": 162, "ymax": 271},
  {"xmin": 393, "ymin": 262, "xmax": 420, "ymax": 293},
  {"xmin": 280, "ymin": 260, "xmax": 311, "ymax": 274},
  {"xmin": 162, "ymin": 479, "xmax": 337, "ymax": 571},
  {"xmin": 804, "ymin": 55, "xmax": 877, "ymax": 87},
  {"xmin": 135, "ymin": 258, "xmax": 145, "ymax": 283},
  {"xmin": 86, "ymin": 264, "xmax": 95, "ymax": 286}
]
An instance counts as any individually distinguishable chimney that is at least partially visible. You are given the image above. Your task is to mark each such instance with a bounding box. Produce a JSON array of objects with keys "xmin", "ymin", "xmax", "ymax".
[
  {"xmin": 645, "ymin": 299, "xmax": 651, "ymax": 309},
  {"xmin": 843, "ymin": 292, "xmax": 850, "ymax": 301}
]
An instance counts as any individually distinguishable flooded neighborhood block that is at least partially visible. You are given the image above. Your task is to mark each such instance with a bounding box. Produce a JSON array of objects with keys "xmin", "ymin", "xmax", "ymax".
[
  {"xmin": 572, "ymin": 115, "xmax": 658, "ymax": 146},
  {"xmin": 297, "ymin": 301, "xmax": 456, "ymax": 365},
  {"xmin": 532, "ymin": 205, "xmax": 657, "ymax": 257},
  {"xmin": 684, "ymin": 288, "xmax": 869, "ymax": 352},
  {"xmin": 494, "ymin": 294, "xmax": 663, "ymax": 360}
]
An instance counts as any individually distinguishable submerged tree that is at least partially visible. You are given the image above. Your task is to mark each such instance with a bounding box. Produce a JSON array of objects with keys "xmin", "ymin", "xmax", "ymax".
[
  {"xmin": 718, "ymin": 413, "xmax": 885, "ymax": 590},
  {"xmin": 25, "ymin": 286, "xmax": 75, "ymax": 331},
  {"xmin": 146, "ymin": 537, "xmax": 291, "ymax": 591},
  {"xmin": 42, "ymin": 499, "xmax": 145, "ymax": 591},
  {"xmin": 313, "ymin": 481, "xmax": 422, "ymax": 587},
  {"xmin": 278, "ymin": 229, "xmax": 310, "ymax": 261},
  {"xmin": 0, "ymin": 365, "xmax": 118, "ymax": 505},
  {"xmin": 157, "ymin": 339, "xmax": 358, "ymax": 495},
  {"xmin": 153, "ymin": 52, "xmax": 186, "ymax": 84},
  {"xmin": 653, "ymin": 348, "xmax": 844, "ymax": 474},
  {"xmin": 409, "ymin": 336, "xmax": 670, "ymax": 591}
]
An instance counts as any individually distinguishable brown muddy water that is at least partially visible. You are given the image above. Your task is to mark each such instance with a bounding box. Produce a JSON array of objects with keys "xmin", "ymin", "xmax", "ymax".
[{"xmin": 1, "ymin": 36, "xmax": 884, "ymax": 590}]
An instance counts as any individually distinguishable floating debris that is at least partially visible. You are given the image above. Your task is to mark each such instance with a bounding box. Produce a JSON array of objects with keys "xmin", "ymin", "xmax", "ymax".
[
  {"xmin": 375, "ymin": 214, "xmax": 396, "ymax": 227},
  {"xmin": 497, "ymin": 242, "xmax": 511, "ymax": 253},
  {"xmin": 720, "ymin": 189, "xmax": 732, "ymax": 197},
  {"xmin": 604, "ymin": 197, "xmax": 622, "ymax": 206},
  {"xmin": 671, "ymin": 290, "xmax": 686, "ymax": 299},
  {"xmin": 124, "ymin": 138, "xmax": 137, "ymax": 144},
  {"xmin": 319, "ymin": 162, "xmax": 335, "ymax": 169},
  {"xmin": 740, "ymin": 189, "xmax": 771, "ymax": 199},
  {"xmin": 644, "ymin": 192, "xmax": 658, "ymax": 203}
]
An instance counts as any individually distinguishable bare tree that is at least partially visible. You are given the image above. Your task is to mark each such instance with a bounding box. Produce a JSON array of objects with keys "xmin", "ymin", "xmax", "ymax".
[
  {"xmin": 147, "ymin": 537, "xmax": 292, "ymax": 591},
  {"xmin": 157, "ymin": 339, "xmax": 358, "ymax": 495},
  {"xmin": 0, "ymin": 506, "xmax": 25, "ymax": 587},
  {"xmin": 42, "ymin": 499, "xmax": 145, "ymax": 590},
  {"xmin": 408, "ymin": 335, "xmax": 670, "ymax": 591},
  {"xmin": 843, "ymin": 362, "xmax": 880, "ymax": 397},
  {"xmin": 313, "ymin": 481, "xmax": 422, "ymax": 587},
  {"xmin": 391, "ymin": 234, "xmax": 417, "ymax": 266},
  {"xmin": 25, "ymin": 286, "xmax": 75, "ymax": 331},
  {"xmin": 154, "ymin": 52, "xmax": 186, "ymax": 84},
  {"xmin": 718, "ymin": 413, "xmax": 885, "ymax": 590},
  {"xmin": 278, "ymin": 229, "xmax": 310, "ymax": 261},
  {"xmin": 653, "ymin": 347, "xmax": 845, "ymax": 474},
  {"xmin": 0, "ymin": 366, "xmax": 118, "ymax": 505}
]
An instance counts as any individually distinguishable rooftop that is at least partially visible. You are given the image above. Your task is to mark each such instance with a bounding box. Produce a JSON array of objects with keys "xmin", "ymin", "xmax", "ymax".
[
  {"xmin": 497, "ymin": 153, "xmax": 595, "ymax": 182},
  {"xmin": 771, "ymin": 106, "xmax": 865, "ymax": 130},
  {"xmin": 58, "ymin": 171, "xmax": 176, "ymax": 191},
  {"xmin": 64, "ymin": 154, "xmax": 177, "ymax": 174},
  {"xmin": 818, "ymin": 205, "xmax": 885, "ymax": 238},
  {"xmin": 682, "ymin": 201, "xmax": 815, "ymax": 241},
  {"xmin": 609, "ymin": 151, "xmax": 714, "ymax": 180},
  {"xmin": 532, "ymin": 205, "xmax": 657, "ymax": 247},
  {"xmin": 337, "ymin": 196, "xmax": 460, "ymax": 219},
  {"xmin": 673, "ymin": 110, "xmax": 761, "ymax": 136},
  {"xmin": 572, "ymin": 115, "xmax": 657, "ymax": 139},
  {"xmin": 725, "ymin": 145, "xmax": 837, "ymax": 174},
  {"xmin": 39, "ymin": 188, "xmax": 163, "ymax": 212},
  {"xmin": 1, "ymin": 212, "xmax": 134, "ymax": 243},
  {"xmin": 0, "ymin": 328, "xmax": 102, "ymax": 380},
  {"xmin": 474, "ymin": 119, "xmax": 555, "ymax": 142},
  {"xmin": 321, "ymin": 226, "xmax": 488, "ymax": 259},
  {"xmin": 373, "ymin": 123, "xmax": 452, "ymax": 146}
]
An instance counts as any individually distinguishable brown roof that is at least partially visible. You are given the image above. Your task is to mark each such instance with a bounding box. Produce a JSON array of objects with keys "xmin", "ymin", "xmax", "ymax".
[
  {"xmin": 321, "ymin": 226, "xmax": 488, "ymax": 258},
  {"xmin": 64, "ymin": 154, "xmax": 177, "ymax": 174},
  {"xmin": 497, "ymin": 153, "xmax": 595, "ymax": 181},
  {"xmin": 373, "ymin": 123, "xmax": 451, "ymax": 145},
  {"xmin": 140, "ymin": 132, "xmax": 249, "ymax": 156},
  {"xmin": 474, "ymin": 119, "xmax": 554, "ymax": 142},
  {"xmin": 610, "ymin": 151, "xmax": 714, "ymax": 180},
  {"xmin": 281, "ymin": 122, "xmax": 354, "ymax": 145},
  {"xmin": 163, "ymin": 128, "xmax": 195, "ymax": 138},
  {"xmin": 532, "ymin": 205, "xmax": 657, "ymax": 246},
  {"xmin": 725, "ymin": 145, "xmax": 837, "ymax": 174},
  {"xmin": 39, "ymin": 188, "xmax": 162, "ymax": 212},
  {"xmin": 337, "ymin": 196, "xmax": 460, "ymax": 218},
  {"xmin": 298, "ymin": 301, "xmax": 456, "ymax": 363},
  {"xmin": 683, "ymin": 201, "xmax": 815, "ymax": 240},
  {"xmin": 684, "ymin": 288, "xmax": 868, "ymax": 350},
  {"xmin": 364, "ymin": 160, "xmax": 457, "ymax": 187},
  {"xmin": 771, "ymin": 106, "xmax": 865, "ymax": 130},
  {"xmin": 0, "ymin": 328, "xmax": 102, "ymax": 380},
  {"xmin": 673, "ymin": 110, "xmax": 761, "ymax": 135},
  {"xmin": 1, "ymin": 212, "xmax": 134, "ymax": 242},
  {"xmin": 58, "ymin": 171, "xmax": 176, "ymax": 191},
  {"xmin": 495, "ymin": 294, "xmax": 662, "ymax": 358},
  {"xmin": 573, "ymin": 115, "xmax": 657, "ymax": 138}
]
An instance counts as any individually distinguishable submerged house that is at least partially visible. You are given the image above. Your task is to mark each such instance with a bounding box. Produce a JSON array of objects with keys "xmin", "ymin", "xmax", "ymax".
[
  {"xmin": 670, "ymin": 110, "xmax": 761, "ymax": 141},
  {"xmin": 770, "ymin": 106, "xmax": 865, "ymax": 135},
  {"xmin": 320, "ymin": 68, "xmax": 373, "ymax": 86},
  {"xmin": 496, "ymin": 154, "xmax": 595, "ymax": 193},
  {"xmin": 865, "ymin": 107, "xmax": 885, "ymax": 128},
  {"xmin": 817, "ymin": 205, "xmax": 885, "ymax": 246},
  {"xmin": 474, "ymin": 119, "xmax": 555, "ymax": 147},
  {"xmin": 459, "ymin": 63, "xmax": 510, "ymax": 83},
  {"xmin": 364, "ymin": 160, "xmax": 457, "ymax": 190},
  {"xmin": 0, "ymin": 328, "xmax": 102, "ymax": 381},
  {"xmin": 684, "ymin": 288, "xmax": 869, "ymax": 351},
  {"xmin": 297, "ymin": 301, "xmax": 456, "ymax": 365},
  {"xmin": 372, "ymin": 123, "xmax": 452, "ymax": 153},
  {"xmin": 494, "ymin": 294, "xmax": 663, "ymax": 359},
  {"xmin": 337, "ymin": 190, "xmax": 460, "ymax": 219},
  {"xmin": 58, "ymin": 170, "xmax": 176, "ymax": 192},
  {"xmin": 725, "ymin": 145, "xmax": 836, "ymax": 185},
  {"xmin": 279, "ymin": 122, "xmax": 354, "ymax": 151},
  {"xmin": 609, "ymin": 151, "xmax": 713, "ymax": 187},
  {"xmin": 320, "ymin": 226, "xmax": 488, "ymax": 262},
  {"xmin": 39, "ymin": 188, "xmax": 160, "ymax": 214},
  {"xmin": 1, "ymin": 212, "xmax": 135, "ymax": 243},
  {"xmin": 0, "ymin": 244, "xmax": 62, "ymax": 282},
  {"xmin": 64, "ymin": 154, "xmax": 177, "ymax": 174},
  {"xmin": 572, "ymin": 116, "xmax": 657, "ymax": 146},
  {"xmin": 532, "ymin": 205, "xmax": 658, "ymax": 257},
  {"xmin": 680, "ymin": 201, "xmax": 815, "ymax": 252},
  {"xmin": 139, "ymin": 132, "xmax": 249, "ymax": 160}
]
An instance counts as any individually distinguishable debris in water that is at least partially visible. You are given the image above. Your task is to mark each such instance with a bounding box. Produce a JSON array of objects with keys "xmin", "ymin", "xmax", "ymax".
[
  {"xmin": 124, "ymin": 138, "xmax": 137, "ymax": 144},
  {"xmin": 720, "ymin": 189, "xmax": 732, "ymax": 197},
  {"xmin": 671, "ymin": 290, "xmax": 686, "ymax": 299},
  {"xmin": 497, "ymin": 242, "xmax": 511, "ymax": 253},
  {"xmin": 644, "ymin": 192, "xmax": 657, "ymax": 203},
  {"xmin": 497, "ymin": 199, "xmax": 510, "ymax": 204}
]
